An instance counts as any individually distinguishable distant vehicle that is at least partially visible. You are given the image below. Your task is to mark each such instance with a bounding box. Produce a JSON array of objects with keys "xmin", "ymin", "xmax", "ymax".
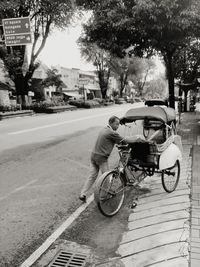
[
  {"xmin": 145, "ymin": 99, "xmax": 168, "ymax": 107},
  {"xmin": 133, "ymin": 97, "xmax": 143, "ymax": 103}
]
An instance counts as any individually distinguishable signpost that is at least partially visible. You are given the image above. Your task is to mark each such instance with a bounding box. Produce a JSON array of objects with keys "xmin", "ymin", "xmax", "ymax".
[{"xmin": 2, "ymin": 17, "xmax": 32, "ymax": 46}]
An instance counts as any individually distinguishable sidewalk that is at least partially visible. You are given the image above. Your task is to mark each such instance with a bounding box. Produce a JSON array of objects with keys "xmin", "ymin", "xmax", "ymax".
[{"xmin": 115, "ymin": 111, "xmax": 200, "ymax": 267}]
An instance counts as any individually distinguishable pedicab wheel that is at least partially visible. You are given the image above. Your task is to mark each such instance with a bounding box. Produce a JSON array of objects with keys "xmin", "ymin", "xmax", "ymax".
[
  {"xmin": 161, "ymin": 160, "xmax": 180, "ymax": 193},
  {"xmin": 94, "ymin": 170, "xmax": 125, "ymax": 217}
]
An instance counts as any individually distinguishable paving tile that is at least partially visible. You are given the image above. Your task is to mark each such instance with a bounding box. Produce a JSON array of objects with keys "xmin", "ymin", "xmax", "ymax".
[
  {"xmin": 191, "ymin": 218, "xmax": 199, "ymax": 225},
  {"xmin": 137, "ymin": 189, "xmax": 190, "ymax": 205},
  {"xmin": 136, "ymin": 195, "xmax": 190, "ymax": 212},
  {"xmin": 130, "ymin": 203, "xmax": 190, "ymax": 221},
  {"xmin": 191, "ymin": 246, "xmax": 200, "ymax": 253},
  {"xmin": 190, "ymin": 258, "xmax": 200, "ymax": 267},
  {"xmin": 191, "ymin": 241, "xmax": 200, "ymax": 247},
  {"xmin": 192, "ymin": 225, "xmax": 200, "ymax": 230},
  {"xmin": 191, "ymin": 252, "xmax": 200, "ymax": 260},
  {"xmin": 120, "ymin": 243, "xmax": 188, "ymax": 267},
  {"xmin": 122, "ymin": 220, "xmax": 188, "ymax": 244},
  {"xmin": 191, "ymin": 229, "xmax": 200, "ymax": 238},
  {"xmin": 128, "ymin": 211, "xmax": 188, "ymax": 230},
  {"xmin": 118, "ymin": 229, "xmax": 188, "ymax": 257},
  {"xmin": 191, "ymin": 239, "xmax": 200, "ymax": 244}
]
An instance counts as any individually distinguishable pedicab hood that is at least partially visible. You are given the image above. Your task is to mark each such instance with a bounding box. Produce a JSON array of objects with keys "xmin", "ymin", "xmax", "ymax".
[{"xmin": 120, "ymin": 106, "xmax": 176, "ymax": 124}]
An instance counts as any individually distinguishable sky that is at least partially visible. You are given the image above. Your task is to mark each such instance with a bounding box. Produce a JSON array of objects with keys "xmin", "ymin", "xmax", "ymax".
[
  {"xmin": 36, "ymin": 13, "xmax": 166, "ymax": 75},
  {"xmin": 38, "ymin": 16, "xmax": 95, "ymax": 71}
]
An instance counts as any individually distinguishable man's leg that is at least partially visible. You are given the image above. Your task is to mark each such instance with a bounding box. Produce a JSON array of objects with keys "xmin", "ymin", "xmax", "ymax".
[{"xmin": 80, "ymin": 160, "xmax": 99, "ymax": 198}]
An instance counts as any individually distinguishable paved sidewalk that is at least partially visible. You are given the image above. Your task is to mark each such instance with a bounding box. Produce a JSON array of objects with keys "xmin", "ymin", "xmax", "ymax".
[
  {"xmin": 117, "ymin": 146, "xmax": 191, "ymax": 267},
  {"xmin": 116, "ymin": 111, "xmax": 200, "ymax": 267}
]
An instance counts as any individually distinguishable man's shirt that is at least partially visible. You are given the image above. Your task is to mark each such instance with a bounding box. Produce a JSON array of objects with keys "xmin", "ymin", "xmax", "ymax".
[{"xmin": 92, "ymin": 126, "xmax": 123, "ymax": 158}]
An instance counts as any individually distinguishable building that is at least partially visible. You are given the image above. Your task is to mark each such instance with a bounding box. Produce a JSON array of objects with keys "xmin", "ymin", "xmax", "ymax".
[{"xmin": 78, "ymin": 70, "xmax": 101, "ymax": 99}]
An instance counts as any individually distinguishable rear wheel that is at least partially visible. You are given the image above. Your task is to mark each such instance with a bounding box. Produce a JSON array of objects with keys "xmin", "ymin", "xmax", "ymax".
[
  {"xmin": 161, "ymin": 160, "xmax": 180, "ymax": 193},
  {"xmin": 94, "ymin": 170, "xmax": 125, "ymax": 217}
]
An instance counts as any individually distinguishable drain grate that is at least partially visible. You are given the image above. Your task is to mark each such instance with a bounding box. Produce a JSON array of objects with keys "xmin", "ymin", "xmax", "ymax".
[{"xmin": 49, "ymin": 250, "xmax": 89, "ymax": 267}]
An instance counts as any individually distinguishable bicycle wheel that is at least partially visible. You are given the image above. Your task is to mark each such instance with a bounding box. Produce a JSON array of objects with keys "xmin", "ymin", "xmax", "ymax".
[
  {"xmin": 161, "ymin": 160, "xmax": 180, "ymax": 193},
  {"xmin": 94, "ymin": 170, "xmax": 125, "ymax": 217}
]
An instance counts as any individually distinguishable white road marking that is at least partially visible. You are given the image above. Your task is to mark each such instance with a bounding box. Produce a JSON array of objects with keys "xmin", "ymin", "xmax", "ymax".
[
  {"xmin": 0, "ymin": 179, "xmax": 38, "ymax": 202},
  {"xmin": 20, "ymin": 194, "xmax": 94, "ymax": 267},
  {"xmin": 8, "ymin": 111, "xmax": 118, "ymax": 135}
]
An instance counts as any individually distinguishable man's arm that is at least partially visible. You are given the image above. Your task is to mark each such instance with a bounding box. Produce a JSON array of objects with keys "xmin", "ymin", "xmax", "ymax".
[
  {"xmin": 122, "ymin": 135, "xmax": 147, "ymax": 144},
  {"xmin": 110, "ymin": 131, "xmax": 147, "ymax": 144}
]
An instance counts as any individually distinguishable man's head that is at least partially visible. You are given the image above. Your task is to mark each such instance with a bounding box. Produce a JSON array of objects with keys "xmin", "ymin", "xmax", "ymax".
[{"xmin": 108, "ymin": 116, "xmax": 120, "ymax": 131}]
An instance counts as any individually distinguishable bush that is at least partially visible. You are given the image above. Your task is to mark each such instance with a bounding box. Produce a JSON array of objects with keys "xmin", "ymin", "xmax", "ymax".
[
  {"xmin": 69, "ymin": 99, "xmax": 101, "ymax": 108},
  {"xmin": 29, "ymin": 100, "xmax": 68, "ymax": 112},
  {"xmin": 0, "ymin": 104, "xmax": 22, "ymax": 112}
]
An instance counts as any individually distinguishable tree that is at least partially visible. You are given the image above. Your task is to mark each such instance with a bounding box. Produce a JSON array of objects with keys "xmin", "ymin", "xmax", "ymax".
[
  {"xmin": 109, "ymin": 56, "xmax": 155, "ymax": 97},
  {"xmin": 78, "ymin": 41, "xmax": 111, "ymax": 98},
  {"xmin": 173, "ymin": 38, "xmax": 200, "ymax": 110},
  {"xmin": 0, "ymin": 0, "xmax": 76, "ymax": 107},
  {"xmin": 174, "ymin": 39, "xmax": 200, "ymax": 84},
  {"xmin": 128, "ymin": 57, "xmax": 155, "ymax": 97},
  {"xmin": 77, "ymin": 0, "xmax": 200, "ymax": 108},
  {"xmin": 41, "ymin": 68, "xmax": 64, "ymax": 91},
  {"xmin": 144, "ymin": 76, "xmax": 168, "ymax": 99},
  {"xmin": 108, "ymin": 57, "xmax": 129, "ymax": 97}
]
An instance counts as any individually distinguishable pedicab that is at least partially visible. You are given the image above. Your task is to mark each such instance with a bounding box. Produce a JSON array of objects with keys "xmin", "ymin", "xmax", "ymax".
[{"xmin": 94, "ymin": 106, "xmax": 182, "ymax": 217}]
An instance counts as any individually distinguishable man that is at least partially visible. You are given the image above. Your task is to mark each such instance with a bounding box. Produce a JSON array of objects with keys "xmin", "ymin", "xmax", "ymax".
[{"xmin": 79, "ymin": 115, "xmax": 146, "ymax": 202}]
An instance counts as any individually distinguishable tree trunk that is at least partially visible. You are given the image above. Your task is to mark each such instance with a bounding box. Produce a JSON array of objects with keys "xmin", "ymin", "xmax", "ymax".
[
  {"xmin": 164, "ymin": 52, "xmax": 175, "ymax": 108},
  {"xmin": 119, "ymin": 72, "xmax": 128, "ymax": 97},
  {"xmin": 98, "ymin": 70, "xmax": 110, "ymax": 99},
  {"xmin": 14, "ymin": 74, "xmax": 29, "ymax": 108},
  {"xmin": 101, "ymin": 87, "xmax": 107, "ymax": 99}
]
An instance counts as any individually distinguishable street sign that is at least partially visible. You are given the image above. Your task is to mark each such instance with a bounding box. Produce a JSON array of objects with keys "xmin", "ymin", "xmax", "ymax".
[
  {"xmin": 5, "ymin": 33, "xmax": 32, "ymax": 46},
  {"xmin": 79, "ymin": 78, "xmax": 89, "ymax": 85},
  {"xmin": 2, "ymin": 16, "xmax": 32, "ymax": 46},
  {"xmin": 2, "ymin": 17, "xmax": 31, "ymax": 35}
]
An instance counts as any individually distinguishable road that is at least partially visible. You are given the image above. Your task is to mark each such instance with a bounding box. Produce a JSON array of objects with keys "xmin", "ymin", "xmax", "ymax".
[{"xmin": 0, "ymin": 103, "xmax": 144, "ymax": 267}]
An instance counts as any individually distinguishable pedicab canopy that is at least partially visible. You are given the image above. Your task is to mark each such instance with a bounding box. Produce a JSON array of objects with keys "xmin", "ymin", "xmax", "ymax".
[{"xmin": 120, "ymin": 106, "xmax": 176, "ymax": 124}]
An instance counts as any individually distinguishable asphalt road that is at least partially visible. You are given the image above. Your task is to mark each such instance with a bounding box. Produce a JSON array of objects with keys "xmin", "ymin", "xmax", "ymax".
[{"xmin": 0, "ymin": 103, "xmax": 144, "ymax": 267}]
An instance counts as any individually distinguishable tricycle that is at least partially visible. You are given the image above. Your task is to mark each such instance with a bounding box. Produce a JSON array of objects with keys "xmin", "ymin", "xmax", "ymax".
[{"xmin": 94, "ymin": 106, "xmax": 182, "ymax": 217}]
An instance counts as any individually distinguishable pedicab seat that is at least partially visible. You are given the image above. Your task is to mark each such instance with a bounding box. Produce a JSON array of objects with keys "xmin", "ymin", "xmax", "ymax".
[{"xmin": 129, "ymin": 142, "xmax": 159, "ymax": 167}]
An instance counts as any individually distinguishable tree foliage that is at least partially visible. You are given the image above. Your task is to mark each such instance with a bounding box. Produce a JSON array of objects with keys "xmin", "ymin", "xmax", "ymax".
[
  {"xmin": 0, "ymin": 0, "xmax": 76, "ymax": 105},
  {"xmin": 41, "ymin": 68, "xmax": 64, "ymax": 90},
  {"xmin": 174, "ymin": 38, "xmax": 200, "ymax": 84},
  {"xmin": 109, "ymin": 56, "xmax": 155, "ymax": 97},
  {"xmin": 78, "ymin": 40, "xmax": 111, "ymax": 98},
  {"xmin": 77, "ymin": 0, "xmax": 200, "ymax": 107}
]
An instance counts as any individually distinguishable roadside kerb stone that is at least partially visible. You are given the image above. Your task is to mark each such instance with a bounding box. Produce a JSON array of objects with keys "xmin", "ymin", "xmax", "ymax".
[{"xmin": 117, "ymin": 145, "xmax": 191, "ymax": 267}]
